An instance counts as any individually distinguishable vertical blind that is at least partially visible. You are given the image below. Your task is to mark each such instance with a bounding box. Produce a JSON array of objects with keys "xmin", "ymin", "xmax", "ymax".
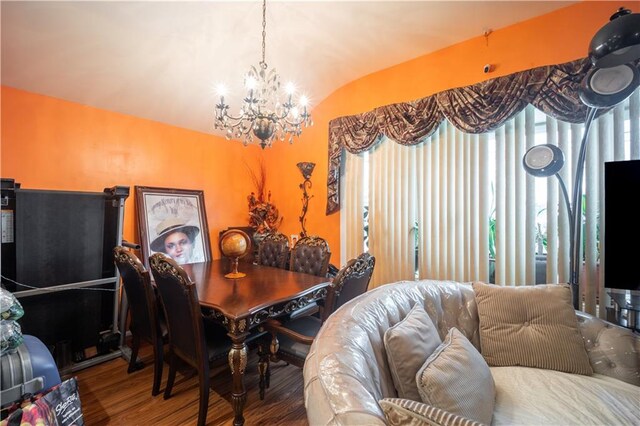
[
  {"xmin": 341, "ymin": 88, "xmax": 639, "ymax": 316},
  {"xmin": 366, "ymin": 139, "xmax": 417, "ymax": 286}
]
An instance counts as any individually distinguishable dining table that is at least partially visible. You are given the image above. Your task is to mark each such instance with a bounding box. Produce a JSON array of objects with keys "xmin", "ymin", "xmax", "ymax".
[{"xmin": 179, "ymin": 258, "xmax": 331, "ymax": 426}]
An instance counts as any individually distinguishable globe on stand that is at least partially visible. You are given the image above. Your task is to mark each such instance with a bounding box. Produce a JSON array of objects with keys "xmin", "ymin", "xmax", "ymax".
[{"xmin": 219, "ymin": 229, "xmax": 252, "ymax": 279}]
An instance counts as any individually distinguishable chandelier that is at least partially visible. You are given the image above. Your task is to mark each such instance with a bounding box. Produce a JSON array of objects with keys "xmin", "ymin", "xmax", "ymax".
[{"xmin": 214, "ymin": 0, "xmax": 312, "ymax": 149}]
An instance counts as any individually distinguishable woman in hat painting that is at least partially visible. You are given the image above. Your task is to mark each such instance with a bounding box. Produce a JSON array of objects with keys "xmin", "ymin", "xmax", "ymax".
[{"xmin": 150, "ymin": 217, "xmax": 202, "ymax": 265}]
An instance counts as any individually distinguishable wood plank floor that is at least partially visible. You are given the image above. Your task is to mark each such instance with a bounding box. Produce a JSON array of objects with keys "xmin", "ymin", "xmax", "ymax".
[{"xmin": 70, "ymin": 344, "xmax": 309, "ymax": 425}]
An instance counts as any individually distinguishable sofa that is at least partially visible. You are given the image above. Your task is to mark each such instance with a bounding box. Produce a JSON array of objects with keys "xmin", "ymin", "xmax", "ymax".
[{"xmin": 303, "ymin": 280, "xmax": 640, "ymax": 425}]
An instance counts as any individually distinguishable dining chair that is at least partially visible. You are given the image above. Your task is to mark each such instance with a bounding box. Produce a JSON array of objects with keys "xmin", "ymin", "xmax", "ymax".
[
  {"xmin": 148, "ymin": 253, "xmax": 265, "ymax": 426},
  {"xmin": 286, "ymin": 235, "xmax": 332, "ymax": 320},
  {"xmin": 259, "ymin": 252, "xmax": 375, "ymax": 399},
  {"xmin": 257, "ymin": 231, "xmax": 290, "ymax": 269},
  {"xmin": 113, "ymin": 246, "xmax": 167, "ymax": 396},
  {"xmin": 289, "ymin": 235, "xmax": 331, "ymax": 277}
]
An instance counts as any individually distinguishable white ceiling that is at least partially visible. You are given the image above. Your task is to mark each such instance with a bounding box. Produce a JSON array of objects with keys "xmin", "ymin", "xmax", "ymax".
[{"xmin": 1, "ymin": 1, "xmax": 576, "ymax": 137}]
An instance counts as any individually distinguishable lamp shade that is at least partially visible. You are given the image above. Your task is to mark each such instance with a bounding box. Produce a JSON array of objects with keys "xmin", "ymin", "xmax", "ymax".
[
  {"xmin": 580, "ymin": 63, "xmax": 640, "ymax": 108},
  {"xmin": 522, "ymin": 144, "xmax": 565, "ymax": 177},
  {"xmin": 297, "ymin": 162, "xmax": 315, "ymax": 179},
  {"xmin": 589, "ymin": 8, "xmax": 640, "ymax": 68}
]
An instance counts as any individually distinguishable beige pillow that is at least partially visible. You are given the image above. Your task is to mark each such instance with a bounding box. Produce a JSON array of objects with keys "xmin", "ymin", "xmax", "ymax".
[
  {"xmin": 384, "ymin": 304, "xmax": 442, "ymax": 400},
  {"xmin": 472, "ymin": 281, "xmax": 593, "ymax": 375},
  {"xmin": 379, "ymin": 398, "xmax": 487, "ymax": 426},
  {"xmin": 416, "ymin": 328, "xmax": 495, "ymax": 425}
]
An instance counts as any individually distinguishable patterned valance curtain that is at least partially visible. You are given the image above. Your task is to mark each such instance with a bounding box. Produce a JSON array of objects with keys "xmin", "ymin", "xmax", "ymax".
[{"xmin": 326, "ymin": 58, "xmax": 595, "ymax": 214}]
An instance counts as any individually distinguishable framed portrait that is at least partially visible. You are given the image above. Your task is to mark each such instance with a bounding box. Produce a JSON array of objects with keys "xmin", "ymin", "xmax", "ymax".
[{"xmin": 135, "ymin": 186, "xmax": 211, "ymax": 267}]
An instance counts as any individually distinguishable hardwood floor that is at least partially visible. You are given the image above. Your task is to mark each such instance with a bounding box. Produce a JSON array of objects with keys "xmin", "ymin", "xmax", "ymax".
[{"xmin": 71, "ymin": 344, "xmax": 308, "ymax": 425}]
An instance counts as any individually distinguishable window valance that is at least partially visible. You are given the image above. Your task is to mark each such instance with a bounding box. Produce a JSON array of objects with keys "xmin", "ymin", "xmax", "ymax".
[{"xmin": 326, "ymin": 58, "xmax": 595, "ymax": 214}]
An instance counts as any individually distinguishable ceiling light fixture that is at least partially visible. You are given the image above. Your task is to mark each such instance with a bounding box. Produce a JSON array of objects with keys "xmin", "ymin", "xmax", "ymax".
[{"xmin": 214, "ymin": 0, "xmax": 312, "ymax": 149}]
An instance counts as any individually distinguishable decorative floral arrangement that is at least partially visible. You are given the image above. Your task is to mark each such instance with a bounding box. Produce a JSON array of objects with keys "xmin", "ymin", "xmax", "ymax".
[{"xmin": 246, "ymin": 158, "xmax": 283, "ymax": 233}]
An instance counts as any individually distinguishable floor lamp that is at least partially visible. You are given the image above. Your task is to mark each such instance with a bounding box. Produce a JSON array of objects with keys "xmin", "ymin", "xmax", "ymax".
[{"xmin": 522, "ymin": 7, "xmax": 640, "ymax": 309}]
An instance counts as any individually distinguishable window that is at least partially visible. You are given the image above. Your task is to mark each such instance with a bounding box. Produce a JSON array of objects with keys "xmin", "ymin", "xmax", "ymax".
[{"xmin": 342, "ymin": 89, "xmax": 639, "ymax": 316}]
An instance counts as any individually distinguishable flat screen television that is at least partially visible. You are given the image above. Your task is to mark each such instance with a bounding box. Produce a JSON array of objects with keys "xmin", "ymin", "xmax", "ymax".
[{"xmin": 604, "ymin": 159, "xmax": 640, "ymax": 291}]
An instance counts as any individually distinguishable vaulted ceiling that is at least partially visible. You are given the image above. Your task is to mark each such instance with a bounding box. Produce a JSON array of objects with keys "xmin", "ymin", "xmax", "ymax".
[{"xmin": 1, "ymin": 1, "xmax": 575, "ymax": 137}]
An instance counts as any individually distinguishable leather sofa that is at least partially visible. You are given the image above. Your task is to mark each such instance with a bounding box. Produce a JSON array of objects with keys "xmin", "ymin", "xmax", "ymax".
[{"xmin": 303, "ymin": 280, "xmax": 639, "ymax": 425}]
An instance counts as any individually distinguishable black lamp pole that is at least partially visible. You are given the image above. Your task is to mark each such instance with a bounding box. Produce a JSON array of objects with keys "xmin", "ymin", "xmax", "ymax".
[{"xmin": 568, "ymin": 107, "xmax": 598, "ymax": 309}]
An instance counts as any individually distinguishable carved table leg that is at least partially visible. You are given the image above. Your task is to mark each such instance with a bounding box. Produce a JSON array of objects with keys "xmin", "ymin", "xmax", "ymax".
[{"xmin": 229, "ymin": 339, "xmax": 248, "ymax": 426}]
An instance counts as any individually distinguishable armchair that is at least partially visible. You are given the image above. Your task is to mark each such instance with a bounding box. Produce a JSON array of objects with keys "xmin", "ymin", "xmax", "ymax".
[{"xmin": 259, "ymin": 253, "xmax": 375, "ymax": 399}]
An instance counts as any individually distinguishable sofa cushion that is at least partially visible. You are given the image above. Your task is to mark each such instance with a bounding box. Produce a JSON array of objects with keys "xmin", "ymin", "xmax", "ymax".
[
  {"xmin": 416, "ymin": 328, "xmax": 495, "ymax": 425},
  {"xmin": 384, "ymin": 304, "xmax": 442, "ymax": 400},
  {"xmin": 490, "ymin": 366, "xmax": 640, "ymax": 425},
  {"xmin": 379, "ymin": 398, "xmax": 487, "ymax": 426},
  {"xmin": 472, "ymin": 281, "xmax": 592, "ymax": 375}
]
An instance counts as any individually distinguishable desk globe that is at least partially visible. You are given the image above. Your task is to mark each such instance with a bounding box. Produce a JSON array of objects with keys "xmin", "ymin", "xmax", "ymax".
[{"xmin": 219, "ymin": 229, "xmax": 252, "ymax": 279}]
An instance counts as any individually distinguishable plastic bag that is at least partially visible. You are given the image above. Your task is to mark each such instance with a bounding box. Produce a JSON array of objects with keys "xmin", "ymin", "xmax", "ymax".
[
  {"xmin": 0, "ymin": 377, "xmax": 83, "ymax": 426},
  {"xmin": 0, "ymin": 320, "xmax": 24, "ymax": 356},
  {"xmin": 0, "ymin": 287, "xmax": 24, "ymax": 321},
  {"xmin": 0, "ymin": 288, "xmax": 25, "ymax": 356}
]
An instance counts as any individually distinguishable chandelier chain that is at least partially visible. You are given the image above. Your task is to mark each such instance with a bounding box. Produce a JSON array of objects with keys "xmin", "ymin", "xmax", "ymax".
[{"xmin": 260, "ymin": 0, "xmax": 267, "ymax": 69}]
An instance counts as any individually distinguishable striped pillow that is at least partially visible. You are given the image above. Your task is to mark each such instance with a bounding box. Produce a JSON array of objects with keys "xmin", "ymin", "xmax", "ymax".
[
  {"xmin": 472, "ymin": 281, "xmax": 593, "ymax": 375},
  {"xmin": 416, "ymin": 328, "xmax": 495, "ymax": 425},
  {"xmin": 379, "ymin": 398, "xmax": 487, "ymax": 426}
]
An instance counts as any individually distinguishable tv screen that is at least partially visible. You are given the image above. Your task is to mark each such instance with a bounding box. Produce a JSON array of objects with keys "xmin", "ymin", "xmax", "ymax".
[{"xmin": 604, "ymin": 159, "xmax": 640, "ymax": 291}]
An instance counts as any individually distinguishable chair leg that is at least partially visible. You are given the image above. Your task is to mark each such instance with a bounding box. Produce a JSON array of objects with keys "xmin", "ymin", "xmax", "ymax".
[
  {"xmin": 151, "ymin": 338, "xmax": 163, "ymax": 396},
  {"xmin": 197, "ymin": 368, "xmax": 210, "ymax": 426},
  {"xmin": 269, "ymin": 332, "xmax": 279, "ymax": 364},
  {"xmin": 258, "ymin": 343, "xmax": 270, "ymax": 400},
  {"xmin": 163, "ymin": 350, "xmax": 177, "ymax": 400},
  {"xmin": 266, "ymin": 360, "xmax": 271, "ymax": 389},
  {"xmin": 265, "ymin": 332, "xmax": 281, "ymax": 390},
  {"xmin": 127, "ymin": 334, "xmax": 141, "ymax": 374}
]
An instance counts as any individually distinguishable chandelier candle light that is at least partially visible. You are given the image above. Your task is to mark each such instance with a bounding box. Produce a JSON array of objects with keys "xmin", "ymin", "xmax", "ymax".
[{"xmin": 214, "ymin": 0, "xmax": 312, "ymax": 149}]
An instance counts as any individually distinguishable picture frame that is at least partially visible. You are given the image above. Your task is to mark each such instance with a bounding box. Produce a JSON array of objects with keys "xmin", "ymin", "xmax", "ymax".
[{"xmin": 135, "ymin": 186, "xmax": 211, "ymax": 267}]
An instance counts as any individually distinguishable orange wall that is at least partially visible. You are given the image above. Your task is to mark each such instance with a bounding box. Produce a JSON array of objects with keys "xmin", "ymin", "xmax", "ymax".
[
  {"xmin": 2, "ymin": 1, "xmax": 637, "ymax": 265},
  {"xmin": 0, "ymin": 87, "xmax": 268, "ymax": 259}
]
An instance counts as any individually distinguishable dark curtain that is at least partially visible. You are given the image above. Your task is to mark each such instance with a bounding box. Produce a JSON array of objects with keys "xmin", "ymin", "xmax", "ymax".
[{"xmin": 326, "ymin": 58, "xmax": 597, "ymax": 214}]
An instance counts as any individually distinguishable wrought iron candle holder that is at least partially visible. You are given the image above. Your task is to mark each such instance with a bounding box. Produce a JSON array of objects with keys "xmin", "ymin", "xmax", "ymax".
[{"xmin": 297, "ymin": 162, "xmax": 315, "ymax": 237}]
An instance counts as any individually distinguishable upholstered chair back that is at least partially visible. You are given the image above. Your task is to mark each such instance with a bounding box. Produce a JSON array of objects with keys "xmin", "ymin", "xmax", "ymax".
[
  {"xmin": 321, "ymin": 252, "xmax": 375, "ymax": 322},
  {"xmin": 257, "ymin": 232, "xmax": 290, "ymax": 269},
  {"xmin": 149, "ymin": 253, "xmax": 206, "ymax": 371},
  {"xmin": 113, "ymin": 247, "xmax": 158, "ymax": 343},
  {"xmin": 289, "ymin": 236, "xmax": 331, "ymax": 277}
]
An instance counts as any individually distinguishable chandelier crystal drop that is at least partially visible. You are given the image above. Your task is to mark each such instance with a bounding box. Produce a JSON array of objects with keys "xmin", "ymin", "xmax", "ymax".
[{"xmin": 214, "ymin": 0, "xmax": 312, "ymax": 149}]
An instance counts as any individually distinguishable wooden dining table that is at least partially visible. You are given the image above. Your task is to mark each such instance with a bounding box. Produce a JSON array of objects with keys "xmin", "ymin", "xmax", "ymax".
[{"xmin": 179, "ymin": 259, "xmax": 331, "ymax": 426}]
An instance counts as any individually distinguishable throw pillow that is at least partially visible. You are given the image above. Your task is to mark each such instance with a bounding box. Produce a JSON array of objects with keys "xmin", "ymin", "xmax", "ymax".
[
  {"xmin": 472, "ymin": 281, "xmax": 593, "ymax": 375},
  {"xmin": 379, "ymin": 398, "xmax": 487, "ymax": 426},
  {"xmin": 384, "ymin": 304, "xmax": 442, "ymax": 400},
  {"xmin": 416, "ymin": 328, "xmax": 495, "ymax": 425}
]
